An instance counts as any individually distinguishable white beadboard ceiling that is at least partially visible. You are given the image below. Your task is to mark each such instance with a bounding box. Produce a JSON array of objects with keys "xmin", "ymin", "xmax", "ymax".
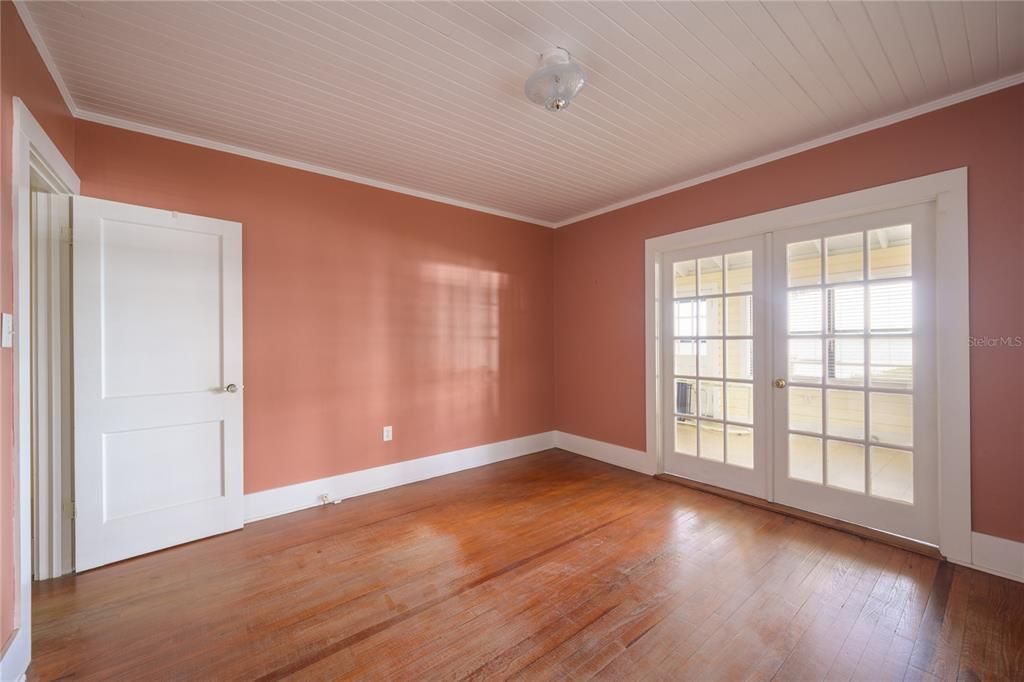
[{"xmin": 19, "ymin": 1, "xmax": 1024, "ymax": 227}]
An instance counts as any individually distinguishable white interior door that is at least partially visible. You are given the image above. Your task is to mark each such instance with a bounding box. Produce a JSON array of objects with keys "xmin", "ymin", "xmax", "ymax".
[
  {"xmin": 73, "ymin": 197, "xmax": 243, "ymax": 571},
  {"xmin": 771, "ymin": 203, "xmax": 938, "ymax": 543},
  {"xmin": 661, "ymin": 236, "xmax": 769, "ymax": 498}
]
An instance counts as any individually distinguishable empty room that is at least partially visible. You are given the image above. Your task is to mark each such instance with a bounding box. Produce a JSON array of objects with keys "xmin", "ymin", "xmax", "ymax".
[{"xmin": 1, "ymin": 1, "xmax": 1023, "ymax": 680}]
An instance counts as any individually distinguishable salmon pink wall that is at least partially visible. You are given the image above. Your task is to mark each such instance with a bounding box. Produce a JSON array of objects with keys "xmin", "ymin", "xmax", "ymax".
[
  {"xmin": 554, "ymin": 84, "xmax": 1024, "ymax": 543},
  {"xmin": 0, "ymin": 2, "xmax": 76, "ymax": 653},
  {"xmin": 74, "ymin": 121, "xmax": 555, "ymax": 495}
]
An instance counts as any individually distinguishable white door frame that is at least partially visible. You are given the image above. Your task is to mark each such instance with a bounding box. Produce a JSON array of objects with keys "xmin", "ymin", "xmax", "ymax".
[
  {"xmin": 645, "ymin": 168, "xmax": 971, "ymax": 564},
  {"xmin": 29, "ymin": 182, "xmax": 73, "ymax": 581},
  {"xmin": 4, "ymin": 98, "xmax": 81, "ymax": 680}
]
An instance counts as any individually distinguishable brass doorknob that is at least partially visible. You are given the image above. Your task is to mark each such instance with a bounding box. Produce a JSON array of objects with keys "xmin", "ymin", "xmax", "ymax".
[{"xmin": 774, "ymin": 378, "xmax": 787, "ymax": 389}]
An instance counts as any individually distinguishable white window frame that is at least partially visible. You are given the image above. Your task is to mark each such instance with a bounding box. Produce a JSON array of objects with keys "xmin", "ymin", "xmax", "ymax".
[
  {"xmin": 645, "ymin": 168, "xmax": 971, "ymax": 564},
  {"xmin": 3, "ymin": 98, "xmax": 81, "ymax": 682}
]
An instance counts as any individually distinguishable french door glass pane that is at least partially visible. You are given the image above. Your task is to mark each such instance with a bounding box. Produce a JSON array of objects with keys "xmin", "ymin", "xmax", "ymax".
[
  {"xmin": 869, "ymin": 225, "xmax": 912, "ymax": 280},
  {"xmin": 869, "ymin": 392, "xmax": 913, "ymax": 447},
  {"xmin": 698, "ymin": 340, "xmax": 724, "ymax": 378},
  {"xmin": 789, "ymin": 289, "xmax": 822, "ymax": 334},
  {"xmin": 674, "ymin": 340, "xmax": 697, "ymax": 376},
  {"xmin": 826, "ymin": 232, "xmax": 864, "ymax": 283},
  {"xmin": 674, "ymin": 300, "xmax": 697, "ymax": 336},
  {"xmin": 699, "ymin": 298, "xmax": 724, "ymax": 336},
  {"xmin": 827, "ymin": 440, "xmax": 865, "ymax": 492},
  {"xmin": 726, "ymin": 340, "xmax": 753, "ymax": 380},
  {"xmin": 789, "ymin": 434, "xmax": 823, "ymax": 483},
  {"xmin": 699, "ymin": 422, "xmax": 724, "ymax": 461},
  {"xmin": 869, "ymin": 282, "xmax": 913, "ymax": 332},
  {"xmin": 699, "ymin": 256, "xmax": 723, "ymax": 295},
  {"xmin": 699, "ymin": 381, "xmax": 724, "ymax": 420},
  {"xmin": 870, "ymin": 446, "xmax": 913, "ymax": 503},
  {"xmin": 789, "ymin": 339, "xmax": 823, "ymax": 383},
  {"xmin": 828, "ymin": 338, "xmax": 865, "ymax": 386},
  {"xmin": 675, "ymin": 417, "xmax": 697, "ymax": 455},
  {"xmin": 789, "ymin": 387, "xmax": 822, "ymax": 433},
  {"xmin": 787, "ymin": 240, "xmax": 821, "ymax": 286},
  {"xmin": 726, "ymin": 383, "xmax": 754, "ymax": 424},
  {"xmin": 726, "ymin": 295, "xmax": 753, "ymax": 336},
  {"xmin": 826, "ymin": 389, "xmax": 865, "ymax": 440},
  {"xmin": 829, "ymin": 286, "xmax": 864, "ymax": 333},
  {"xmin": 870, "ymin": 338, "xmax": 913, "ymax": 389},
  {"xmin": 674, "ymin": 260, "xmax": 697, "ymax": 298},
  {"xmin": 727, "ymin": 425, "xmax": 754, "ymax": 468},
  {"xmin": 675, "ymin": 379, "xmax": 697, "ymax": 417},
  {"xmin": 725, "ymin": 252, "xmax": 753, "ymax": 293}
]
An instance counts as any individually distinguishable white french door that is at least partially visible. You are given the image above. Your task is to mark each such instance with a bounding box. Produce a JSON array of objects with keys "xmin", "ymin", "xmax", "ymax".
[
  {"xmin": 772, "ymin": 203, "xmax": 937, "ymax": 543},
  {"xmin": 661, "ymin": 236, "xmax": 769, "ymax": 498},
  {"xmin": 73, "ymin": 197, "xmax": 244, "ymax": 571},
  {"xmin": 659, "ymin": 202, "xmax": 939, "ymax": 544}
]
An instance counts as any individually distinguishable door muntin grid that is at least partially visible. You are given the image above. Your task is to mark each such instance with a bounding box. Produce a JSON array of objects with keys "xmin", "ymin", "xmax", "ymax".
[
  {"xmin": 672, "ymin": 250, "xmax": 755, "ymax": 469},
  {"xmin": 784, "ymin": 224, "xmax": 916, "ymax": 504}
]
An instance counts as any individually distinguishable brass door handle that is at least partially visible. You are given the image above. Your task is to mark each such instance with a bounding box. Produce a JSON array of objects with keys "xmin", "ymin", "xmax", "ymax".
[{"xmin": 774, "ymin": 378, "xmax": 787, "ymax": 389}]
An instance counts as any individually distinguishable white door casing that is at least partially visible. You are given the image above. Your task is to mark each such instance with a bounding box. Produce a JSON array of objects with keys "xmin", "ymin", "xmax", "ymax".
[
  {"xmin": 73, "ymin": 197, "xmax": 243, "ymax": 571},
  {"xmin": 645, "ymin": 169, "xmax": 970, "ymax": 562}
]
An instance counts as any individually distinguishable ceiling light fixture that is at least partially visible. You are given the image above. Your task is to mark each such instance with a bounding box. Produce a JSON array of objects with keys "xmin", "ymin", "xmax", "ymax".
[{"xmin": 524, "ymin": 47, "xmax": 585, "ymax": 112}]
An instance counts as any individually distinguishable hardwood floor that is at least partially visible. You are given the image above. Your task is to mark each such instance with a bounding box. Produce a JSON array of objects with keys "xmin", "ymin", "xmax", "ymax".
[{"xmin": 30, "ymin": 450, "xmax": 1024, "ymax": 681}]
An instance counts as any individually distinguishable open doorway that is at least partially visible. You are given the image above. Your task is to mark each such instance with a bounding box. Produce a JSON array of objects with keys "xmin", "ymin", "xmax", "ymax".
[{"xmin": 28, "ymin": 175, "xmax": 73, "ymax": 580}]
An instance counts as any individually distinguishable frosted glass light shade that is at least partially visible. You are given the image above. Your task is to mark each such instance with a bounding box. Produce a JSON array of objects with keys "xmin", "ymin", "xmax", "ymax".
[{"xmin": 524, "ymin": 48, "xmax": 585, "ymax": 112}]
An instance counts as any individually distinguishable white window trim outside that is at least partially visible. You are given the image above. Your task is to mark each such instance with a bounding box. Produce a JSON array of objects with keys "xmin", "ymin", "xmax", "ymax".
[
  {"xmin": 2, "ymin": 98, "xmax": 81, "ymax": 682},
  {"xmin": 644, "ymin": 168, "xmax": 971, "ymax": 565}
]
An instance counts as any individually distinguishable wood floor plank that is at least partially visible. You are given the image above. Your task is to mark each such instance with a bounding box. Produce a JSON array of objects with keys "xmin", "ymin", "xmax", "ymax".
[{"xmin": 27, "ymin": 450, "xmax": 1024, "ymax": 681}]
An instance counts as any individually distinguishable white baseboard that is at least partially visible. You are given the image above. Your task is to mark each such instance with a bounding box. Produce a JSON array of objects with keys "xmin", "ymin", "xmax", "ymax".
[
  {"xmin": 966, "ymin": 532, "xmax": 1024, "ymax": 583},
  {"xmin": 243, "ymin": 431, "xmax": 556, "ymax": 522},
  {"xmin": 554, "ymin": 431, "xmax": 655, "ymax": 475},
  {"xmin": 0, "ymin": 625, "xmax": 30, "ymax": 682}
]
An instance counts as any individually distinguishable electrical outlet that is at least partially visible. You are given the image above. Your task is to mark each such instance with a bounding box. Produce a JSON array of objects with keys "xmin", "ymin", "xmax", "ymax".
[{"xmin": 383, "ymin": 425, "xmax": 393, "ymax": 441}]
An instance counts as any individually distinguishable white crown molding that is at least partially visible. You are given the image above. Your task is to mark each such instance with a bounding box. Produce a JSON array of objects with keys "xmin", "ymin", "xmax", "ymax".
[
  {"xmin": 13, "ymin": 0, "xmax": 1023, "ymax": 231},
  {"xmin": 551, "ymin": 72, "xmax": 1024, "ymax": 228},
  {"xmin": 244, "ymin": 431, "xmax": 556, "ymax": 523},
  {"xmin": 73, "ymin": 109, "xmax": 558, "ymax": 229},
  {"xmin": 12, "ymin": 1, "xmax": 79, "ymax": 118}
]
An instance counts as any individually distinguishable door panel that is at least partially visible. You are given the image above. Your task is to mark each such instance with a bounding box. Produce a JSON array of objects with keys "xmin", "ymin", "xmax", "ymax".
[
  {"xmin": 74, "ymin": 197, "xmax": 243, "ymax": 571},
  {"xmin": 101, "ymin": 220, "xmax": 224, "ymax": 397},
  {"xmin": 771, "ymin": 203, "xmax": 937, "ymax": 543},
  {"xmin": 661, "ymin": 236, "xmax": 769, "ymax": 498}
]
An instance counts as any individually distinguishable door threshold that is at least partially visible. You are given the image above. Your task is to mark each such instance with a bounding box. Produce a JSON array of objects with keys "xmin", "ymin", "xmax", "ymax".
[{"xmin": 655, "ymin": 473, "xmax": 941, "ymax": 559}]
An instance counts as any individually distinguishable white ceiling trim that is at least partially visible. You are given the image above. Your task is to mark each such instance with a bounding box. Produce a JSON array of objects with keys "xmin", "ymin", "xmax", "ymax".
[
  {"xmin": 551, "ymin": 71, "xmax": 1024, "ymax": 227},
  {"xmin": 13, "ymin": 1, "xmax": 77, "ymax": 117},
  {"xmin": 73, "ymin": 108, "xmax": 558, "ymax": 228},
  {"xmin": 14, "ymin": 1, "xmax": 1023, "ymax": 231}
]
